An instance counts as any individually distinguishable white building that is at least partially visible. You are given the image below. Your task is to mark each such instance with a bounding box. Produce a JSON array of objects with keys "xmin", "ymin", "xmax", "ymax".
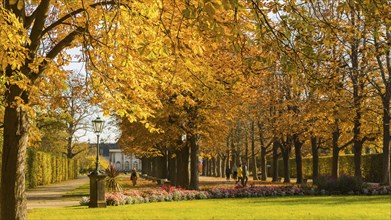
[
  {"xmin": 100, "ymin": 143, "xmax": 142, "ymax": 172},
  {"xmin": 109, "ymin": 148, "xmax": 141, "ymax": 171}
]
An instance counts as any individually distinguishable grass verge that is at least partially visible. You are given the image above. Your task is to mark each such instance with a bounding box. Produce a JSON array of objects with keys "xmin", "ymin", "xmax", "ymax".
[
  {"xmin": 63, "ymin": 184, "xmax": 90, "ymax": 197},
  {"xmin": 28, "ymin": 195, "xmax": 391, "ymax": 220}
]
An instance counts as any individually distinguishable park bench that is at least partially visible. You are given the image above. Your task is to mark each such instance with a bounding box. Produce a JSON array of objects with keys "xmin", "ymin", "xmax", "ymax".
[
  {"xmin": 140, "ymin": 175, "xmax": 170, "ymax": 185},
  {"xmin": 157, "ymin": 179, "xmax": 170, "ymax": 185}
]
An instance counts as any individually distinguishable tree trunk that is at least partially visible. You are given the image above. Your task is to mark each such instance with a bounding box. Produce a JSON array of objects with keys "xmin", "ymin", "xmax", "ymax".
[
  {"xmin": 222, "ymin": 157, "xmax": 227, "ymax": 178},
  {"xmin": 272, "ymin": 139, "xmax": 279, "ymax": 182},
  {"xmin": 226, "ymin": 136, "xmax": 230, "ymax": 176},
  {"xmin": 168, "ymin": 153, "xmax": 176, "ymax": 185},
  {"xmin": 251, "ymin": 121, "xmax": 258, "ymax": 180},
  {"xmin": 176, "ymin": 149, "xmax": 183, "ymax": 188},
  {"xmin": 148, "ymin": 157, "xmax": 153, "ymax": 176},
  {"xmin": 157, "ymin": 155, "xmax": 167, "ymax": 179},
  {"xmin": 350, "ymin": 7, "xmax": 363, "ymax": 181},
  {"xmin": 144, "ymin": 158, "xmax": 149, "ymax": 175},
  {"xmin": 214, "ymin": 157, "xmax": 218, "ymax": 177},
  {"xmin": 245, "ymin": 127, "xmax": 249, "ymax": 167},
  {"xmin": 157, "ymin": 156, "xmax": 163, "ymax": 178},
  {"xmin": 231, "ymin": 133, "xmax": 237, "ymax": 168},
  {"xmin": 1, "ymin": 86, "xmax": 30, "ymax": 220},
  {"xmin": 208, "ymin": 158, "xmax": 214, "ymax": 176},
  {"xmin": 332, "ymin": 122, "xmax": 340, "ymax": 179},
  {"xmin": 381, "ymin": 97, "xmax": 390, "ymax": 185},
  {"xmin": 189, "ymin": 135, "xmax": 199, "ymax": 190},
  {"xmin": 353, "ymin": 108, "xmax": 363, "ymax": 179},
  {"xmin": 211, "ymin": 157, "xmax": 215, "ymax": 176},
  {"xmin": 294, "ymin": 136, "xmax": 303, "ymax": 184},
  {"xmin": 66, "ymin": 136, "xmax": 74, "ymax": 158},
  {"xmin": 207, "ymin": 158, "xmax": 211, "ymax": 176},
  {"xmin": 202, "ymin": 157, "xmax": 206, "ymax": 176},
  {"xmin": 152, "ymin": 157, "xmax": 159, "ymax": 177},
  {"xmin": 311, "ymin": 136, "xmax": 319, "ymax": 184},
  {"xmin": 260, "ymin": 147, "xmax": 267, "ymax": 181},
  {"xmin": 182, "ymin": 145, "xmax": 189, "ymax": 189},
  {"xmin": 205, "ymin": 158, "xmax": 209, "ymax": 176},
  {"xmin": 281, "ymin": 146, "xmax": 291, "ymax": 183},
  {"xmin": 141, "ymin": 158, "xmax": 147, "ymax": 174},
  {"xmin": 217, "ymin": 157, "xmax": 222, "ymax": 177},
  {"xmin": 258, "ymin": 121, "xmax": 267, "ymax": 181},
  {"xmin": 162, "ymin": 151, "xmax": 168, "ymax": 179}
]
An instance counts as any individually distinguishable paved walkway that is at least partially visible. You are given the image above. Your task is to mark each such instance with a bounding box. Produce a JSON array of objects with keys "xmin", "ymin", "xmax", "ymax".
[
  {"xmin": 27, "ymin": 176, "xmax": 89, "ymax": 209},
  {"xmin": 26, "ymin": 175, "xmax": 293, "ymax": 210}
]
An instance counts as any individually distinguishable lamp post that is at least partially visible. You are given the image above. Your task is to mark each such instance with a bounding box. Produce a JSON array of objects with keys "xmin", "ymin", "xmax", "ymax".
[
  {"xmin": 181, "ymin": 134, "xmax": 187, "ymax": 143},
  {"xmin": 92, "ymin": 117, "xmax": 104, "ymax": 174},
  {"xmin": 88, "ymin": 116, "xmax": 107, "ymax": 208}
]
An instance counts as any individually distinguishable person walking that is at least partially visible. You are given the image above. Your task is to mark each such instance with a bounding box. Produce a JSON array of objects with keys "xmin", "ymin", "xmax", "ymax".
[
  {"xmin": 236, "ymin": 164, "xmax": 243, "ymax": 186},
  {"xmin": 130, "ymin": 169, "xmax": 138, "ymax": 186},
  {"xmin": 242, "ymin": 163, "xmax": 248, "ymax": 186}
]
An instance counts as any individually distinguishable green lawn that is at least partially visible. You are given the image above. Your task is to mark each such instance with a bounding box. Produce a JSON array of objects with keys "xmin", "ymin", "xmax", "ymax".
[
  {"xmin": 63, "ymin": 184, "xmax": 90, "ymax": 197},
  {"xmin": 28, "ymin": 195, "xmax": 391, "ymax": 220}
]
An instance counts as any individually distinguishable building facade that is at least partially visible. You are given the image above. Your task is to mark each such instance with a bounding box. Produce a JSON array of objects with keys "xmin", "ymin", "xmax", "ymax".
[{"xmin": 99, "ymin": 143, "xmax": 141, "ymax": 172}]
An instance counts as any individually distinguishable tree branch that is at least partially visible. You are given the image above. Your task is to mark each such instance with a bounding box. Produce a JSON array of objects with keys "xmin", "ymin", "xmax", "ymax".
[
  {"xmin": 339, "ymin": 139, "xmax": 354, "ymax": 150},
  {"xmin": 25, "ymin": 9, "xmax": 38, "ymax": 29},
  {"xmin": 29, "ymin": 0, "xmax": 51, "ymax": 54},
  {"xmin": 29, "ymin": 26, "xmax": 86, "ymax": 81},
  {"xmin": 46, "ymin": 26, "xmax": 86, "ymax": 59},
  {"xmin": 42, "ymin": 1, "xmax": 128, "ymax": 35},
  {"xmin": 72, "ymin": 149, "xmax": 86, "ymax": 158}
]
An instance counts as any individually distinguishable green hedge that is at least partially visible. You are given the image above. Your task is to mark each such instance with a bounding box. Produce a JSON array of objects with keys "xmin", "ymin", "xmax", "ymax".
[
  {"xmin": 273, "ymin": 154, "xmax": 382, "ymax": 182},
  {"xmin": 26, "ymin": 148, "xmax": 79, "ymax": 188}
]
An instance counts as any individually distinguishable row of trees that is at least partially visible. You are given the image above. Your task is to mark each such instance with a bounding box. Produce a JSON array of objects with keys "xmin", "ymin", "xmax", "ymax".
[
  {"xmin": 1, "ymin": 0, "xmax": 389, "ymax": 219},
  {"xmin": 120, "ymin": 0, "xmax": 390, "ymax": 188}
]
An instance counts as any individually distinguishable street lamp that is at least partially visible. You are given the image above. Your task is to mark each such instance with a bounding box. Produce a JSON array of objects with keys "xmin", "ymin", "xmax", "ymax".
[
  {"xmin": 181, "ymin": 134, "xmax": 187, "ymax": 142},
  {"xmin": 92, "ymin": 117, "xmax": 104, "ymax": 174},
  {"xmin": 89, "ymin": 116, "xmax": 106, "ymax": 208}
]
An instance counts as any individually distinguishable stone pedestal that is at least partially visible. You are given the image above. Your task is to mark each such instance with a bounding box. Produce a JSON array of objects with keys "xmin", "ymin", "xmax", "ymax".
[{"xmin": 88, "ymin": 173, "xmax": 107, "ymax": 208}]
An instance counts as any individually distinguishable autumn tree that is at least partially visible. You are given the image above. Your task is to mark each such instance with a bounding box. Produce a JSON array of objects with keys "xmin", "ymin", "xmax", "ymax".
[
  {"xmin": 356, "ymin": 0, "xmax": 390, "ymax": 185},
  {"xmin": 0, "ymin": 0, "xmax": 172, "ymax": 218},
  {"xmin": 62, "ymin": 72, "xmax": 96, "ymax": 158},
  {"xmin": 292, "ymin": 0, "xmax": 383, "ymax": 181}
]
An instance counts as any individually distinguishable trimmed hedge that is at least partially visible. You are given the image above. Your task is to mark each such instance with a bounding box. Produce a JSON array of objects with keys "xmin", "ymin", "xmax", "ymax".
[
  {"xmin": 26, "ymin": 148, "xmax": 79, "ymax": 188},
  {"xmin": 274, "ymin": 153, "xmax": 382, "ymax": 182}
]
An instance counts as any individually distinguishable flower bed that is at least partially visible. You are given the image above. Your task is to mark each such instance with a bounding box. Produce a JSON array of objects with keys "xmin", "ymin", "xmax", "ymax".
[
  {"xmin": 80, "ymin": 184, "xmax": 391, "ymax": 206},
  {"xmin": 208, "ymin": 185, "xmax": 307, "ymax": 198}
]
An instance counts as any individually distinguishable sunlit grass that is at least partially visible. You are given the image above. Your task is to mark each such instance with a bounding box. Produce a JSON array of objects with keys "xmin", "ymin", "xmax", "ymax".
[
  {"xmin": 59, "ymin": 176, "xmax": 390, "ymax": 219},
  {"xmin": 28, "ymin": 195, "xmax": 391, "ymax": 220},
  {"xmin": 63, "ymin": 184, "xmax": 90, "ymax": 197}
]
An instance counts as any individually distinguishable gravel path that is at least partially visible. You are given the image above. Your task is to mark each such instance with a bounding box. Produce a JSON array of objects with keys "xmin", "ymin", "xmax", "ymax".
[{"xmin": 27, "ymin": 175, "xmax": 89, "ymax": 209}]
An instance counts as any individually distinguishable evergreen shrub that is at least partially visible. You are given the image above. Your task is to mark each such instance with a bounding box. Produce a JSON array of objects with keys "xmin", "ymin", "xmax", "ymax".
[
  {"xmin": 26, "ymin": 148, "xmax": 79, "ymax": 188},
  {"xmin": 317, "ymin": 175, "xmax": 364, "ymax": 194},
  {"xmin": 275, "ymin": 154, "xmax": 382, "ymax": 182}
]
